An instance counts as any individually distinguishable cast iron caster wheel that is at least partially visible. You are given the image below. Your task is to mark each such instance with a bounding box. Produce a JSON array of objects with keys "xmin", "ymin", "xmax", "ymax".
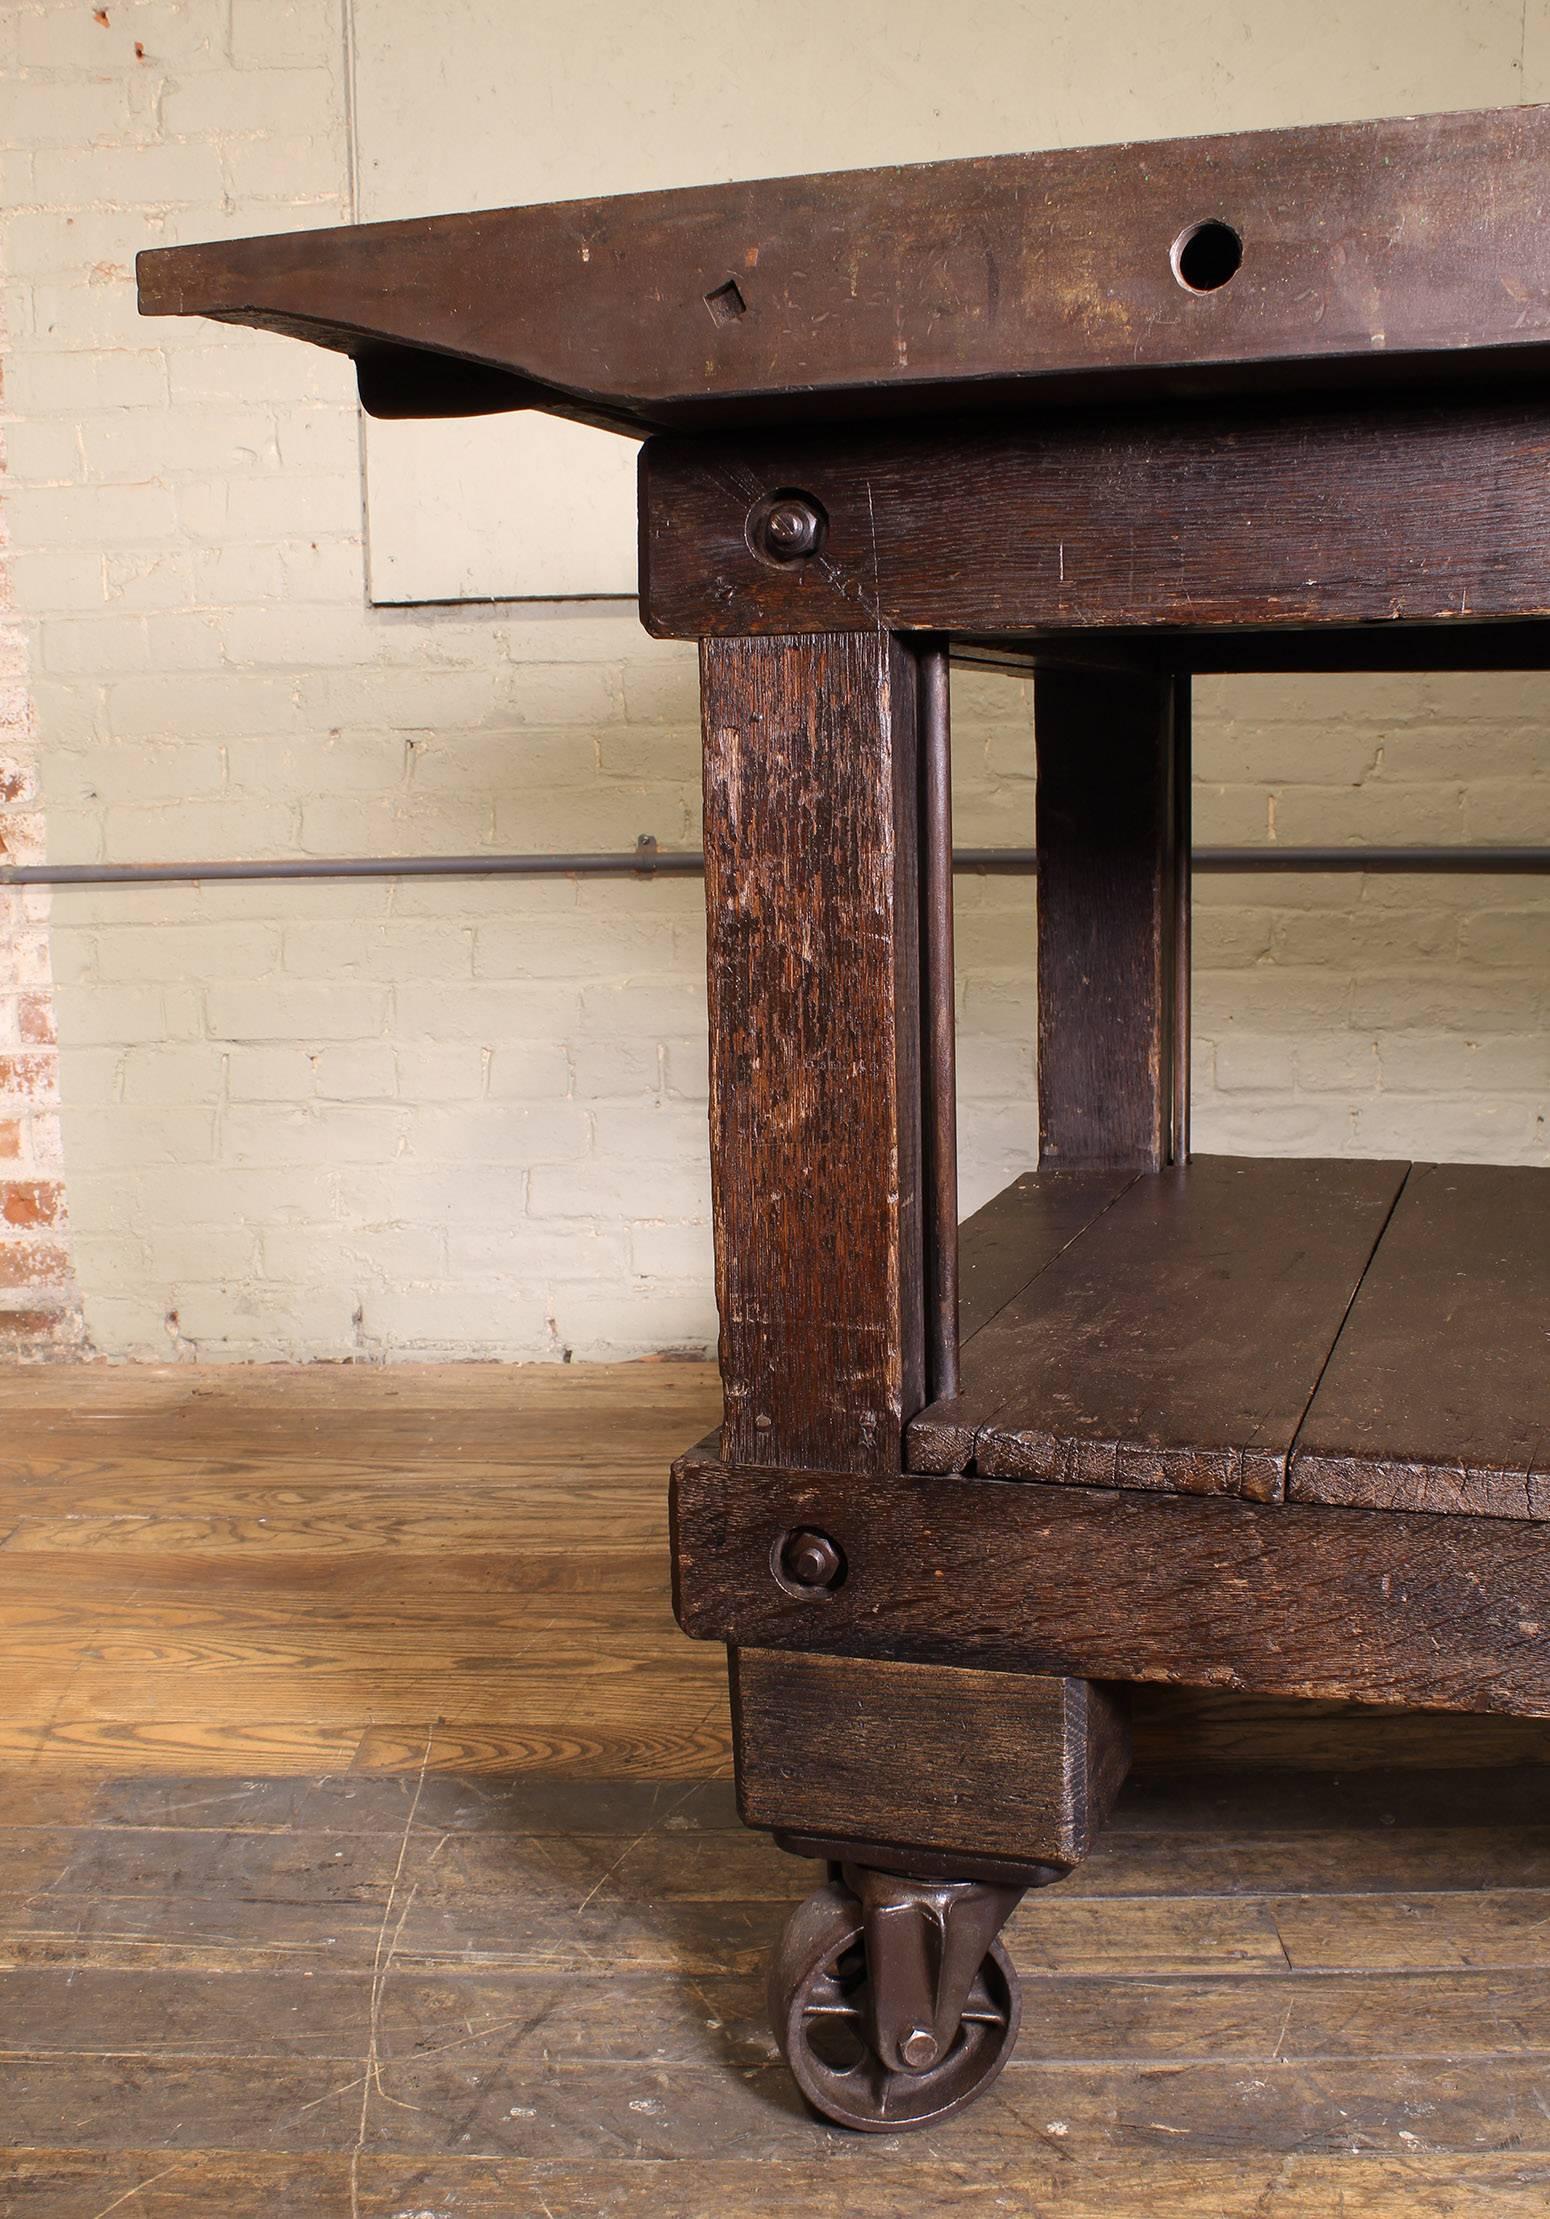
[{"xmin": 769, "ymin": 1878, "xmax": 1022, "ymax": 2132}]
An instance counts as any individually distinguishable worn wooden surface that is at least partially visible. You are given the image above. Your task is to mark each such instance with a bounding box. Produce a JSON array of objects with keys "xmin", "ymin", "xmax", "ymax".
[
  {"xmin": 139, "ymin": 104, "xmax": 1550, "ymax": 434},
  {"xmin": 4, "ymin": 1365, "xmax": 1550, "ymax": 2211},
  {"xmin": 731, "ymin": 1651, "xmax": 1128, "ymax": 1867},
  {"xmin": 700, "ymin": 632, "xmax": 923, "ymax": 1473},
  {"xmin": 909, "ymin": 1157, "xmax": 1405, "ymax": 1493},
  {"xmin": 1291, "ymin": 1163, "xmax": 1550, "ymax": 1522},
  {"xmin": 955, "ymin": 621, "xmax": 1550, "ymax": 676},
  {"xmin": 908, "ymin": 1170, "xmax": 1135, "ymax": 1473},
  {"xmin": 4, "ymin": 1361, "xmax": 1550, "ymax": 2213},
  {"xmin": 674, "ymin": 1453, "xmax": 1550, "ymax": 1715},
  {"xmin": 1034, "ymin": 667, "xmax": 1185, "ymax": 1173},
  {"xmin": 641, "ymin": 398, "xmax": 1550, "ymax": 640}
]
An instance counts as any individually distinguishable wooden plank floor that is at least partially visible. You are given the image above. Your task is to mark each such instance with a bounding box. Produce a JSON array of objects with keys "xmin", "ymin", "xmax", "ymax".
[{"xmin": 2, "ymin": 1363, "xmax": 1550, "ymax": 2216}]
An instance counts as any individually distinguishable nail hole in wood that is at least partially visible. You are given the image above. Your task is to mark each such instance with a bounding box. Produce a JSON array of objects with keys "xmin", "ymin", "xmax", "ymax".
[
  {"xmin": 1170, "ymin": 220, "xmax": 1242, "ymax": 294},
  {"xmin": 705, "ymin": 278, "xmax": 747, "ymax": 325}
]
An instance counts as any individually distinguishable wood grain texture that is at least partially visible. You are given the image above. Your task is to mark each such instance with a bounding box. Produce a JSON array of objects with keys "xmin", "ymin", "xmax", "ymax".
[
  {"xmin": 730, "ymin": 1650, "xmax": 1128, "ymax": 1867},
  {"xmin": 1035, "ymin": 666, "xmax": 1185, "ymax": 1172},
  {"xmin": 5, "ymin": 2151, "xmax": 1546, "ymax": 2218},
  {"xmin": 139, "ymin": 104, "xmax": 1550, "ymax": 433},
  {"xmin": 954, "ymin": 1170, "xmax": 1138, "ymax": 1345},
  {"xmin": 641, "ymin": 398, "xmax": 1550, "ymax": 639},
  {"xmin": 700, "ymin": 632, "xmax": 924, "ymax": 1472},
  {"xmin": 5, "ymin": 1363, "xmax": 1550, "ymax": 2205},
  {"xmin": 673, "ymin": 1453, "xmax": 1550, "ymax": 1715},
  {"xmin": 908, "ymin": 1169, "xmax": 1137, "ymax": 1473},
  {"xmin": 910, "ymin": 1157, "xmax": 1405, "ymax": 1495},
  {"xmin": 1290, "ymin": 1162, "xmax": 1550, "ymax": 1521}
]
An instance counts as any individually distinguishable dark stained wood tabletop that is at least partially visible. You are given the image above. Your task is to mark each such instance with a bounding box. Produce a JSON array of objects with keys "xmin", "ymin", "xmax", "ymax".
[{"xmin": 138, "ymin": 104, "xmax": 1550, "ymax": 433}]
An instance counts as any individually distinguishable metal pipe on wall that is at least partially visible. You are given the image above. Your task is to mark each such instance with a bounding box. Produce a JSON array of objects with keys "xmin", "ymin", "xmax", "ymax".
[{"xmin": 4, "ymin": 845, "xmax": 1550, "ymax": 889}]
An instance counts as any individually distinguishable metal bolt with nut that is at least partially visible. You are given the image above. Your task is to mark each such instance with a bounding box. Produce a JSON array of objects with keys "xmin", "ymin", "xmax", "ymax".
[
  {"xmin": 776, "ymin": 1527, "xmax": 845, "ymax": 1593},
  {"xmin": 749, "ymin": 491, "xmax": 826, "ymax": 563}
]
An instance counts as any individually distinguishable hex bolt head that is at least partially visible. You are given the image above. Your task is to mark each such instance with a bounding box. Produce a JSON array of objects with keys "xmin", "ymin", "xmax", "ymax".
[
  {"xmin": 900, "ymin": 2026, "xmax": 941, "ymax": 2070},
  {"xmin": 778, "ymin": 1527, "xmax": 845, "ymax": 1592},
  {"xmin": 752, "ymin": 493, "xmax": 825, "ymax": 561}
]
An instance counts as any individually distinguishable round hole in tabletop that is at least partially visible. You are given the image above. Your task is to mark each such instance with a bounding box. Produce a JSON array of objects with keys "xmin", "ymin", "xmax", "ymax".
[{"xmin": 1170, "ymin": 219, "xmax": 1243, "ymax": 293}]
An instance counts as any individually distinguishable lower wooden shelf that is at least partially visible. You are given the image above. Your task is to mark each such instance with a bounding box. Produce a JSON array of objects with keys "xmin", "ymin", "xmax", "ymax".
[{"xmin": 909, "ymin": 1155, "xmax": 1550, "ymax": 1521}]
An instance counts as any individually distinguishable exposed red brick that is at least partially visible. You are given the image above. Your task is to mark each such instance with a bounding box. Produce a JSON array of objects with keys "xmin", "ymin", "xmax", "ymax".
[
  {"xmin": 0, "ymin": 765, "xmax": 28, "ymax": 806},
  {"xmin": 0, "ymin": 1240, "xmax": 71, "ymax": 1290},
  {"xmin": 0, "ymin": 1120, "xmax": 19, "ymax": 1160},
  {"xmin": 0, "ymin": 1052, "xmax": 58, "ymax": 1102},
  {"xmin": 0, "ymin": 1305, "xmax": 74, "ymax": 1342},
  {"xmin": 18, "ymin": 996, "xmax": 56, "ymax": 1047},
  {"xmin": 1, "ymin": 1181, "xmax": 63, "ymax": 1230}
]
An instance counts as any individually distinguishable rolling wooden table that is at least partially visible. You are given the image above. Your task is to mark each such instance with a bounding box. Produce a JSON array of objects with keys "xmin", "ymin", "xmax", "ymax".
[{"xmin": 139, "ymin": 101, "xmax": 1550, "ymax": 2132}]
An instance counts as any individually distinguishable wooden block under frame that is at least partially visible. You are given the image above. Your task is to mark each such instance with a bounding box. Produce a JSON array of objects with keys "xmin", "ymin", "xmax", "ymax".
[{"xmin": 731, "ymin": 1648, "xmax": 1129, "ymax": 1871}]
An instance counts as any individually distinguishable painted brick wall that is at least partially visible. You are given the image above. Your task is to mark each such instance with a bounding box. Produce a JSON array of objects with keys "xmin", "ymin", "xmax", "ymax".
[{"xmin": 4, "ymin": 0, "xmax": 1548, "ymax": 1362}]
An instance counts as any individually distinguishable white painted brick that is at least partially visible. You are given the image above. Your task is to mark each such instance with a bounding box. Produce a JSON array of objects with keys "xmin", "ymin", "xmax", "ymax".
[
  {"xmin": 8, "ymin": 76, "xmax": 135, "ymax": 150},
  {"xmin": 484, "ymin": 1044, "xmax": 571, "ymax": 1100},
  {"xmin": 119, "ymin": 1043, "xmax": 227, "ymax": 1106},
  {"xmin": 95, "ymin": 922, "xmax": 279, "ymax": 983},
  {"xmin": 296, "ymin": 793, "xmax": 494, "ymax": 857},
  {"xmin": 628, "ymin": 1220, "xmax": 714, "ymax": 1282},
  {"xmin": 226, "ymin": 1046, "xmax": 315, "ymax": 1103},
  {"xmin": 101, "ymin": 799, "xmax": 298, "ymax": 860},
  {"xmin": 46, "ymin": 739, "xmax": 227, "ymax": 808},
  {"xmin": 548, "ymin": 1287, "xmax": 714, "ymax": 1358},
  {"xmin": 528, "ymin": 1158, "xmax": 711, "ymax": 1221},
  {"xmin": 206, "ymin": 982, "xmax": 392, "ymax": 1044},
  {"xmin": 405, "ymin": 1103, "xmax": 593, "ymax": 1168},
  {"xmin": 8, "ymin": 548, "xmax": 107, "ymax": 611},
  {"xmin": 353, "ymin": 1282, "xmax": 553, "ymax": 1360},
  {"xmin": 569, "ymin": 1039, "xmax": 659, "ymax": 1100},
  {"xmin": 230, "ymin": 0, "xmax": 340, "ymax": 69},
  {"xmin": 161, "ymin": 67, "xmax": 341, "ymax": 140},
  {"xmin": 168, "ymin": 339, "xmax": 352, "ymax": 407},
  {"xmin": 395, "ymin": 1043, "xmax": 491, "ymax": 1103},
  {"xmin": 9, "ymin": 479, "xmax": 180, "ymax": 548},
  {"xmin": 221, "ymin": 1102, "xmax": 409, "ymax": 1167},
  {"xmin": 6, "ymin": 418, "xmax": 83, "ymax": 484},
  {"xmin": 141, "ymin": 1224, "xmax": 265, "ymax": 1284},
  {"xmin": 106, "ymin": 670, "xmax": 308, "ymax": 742},
  {"xmin": 5, "ymin": 349, "xmax": 170, "ymax": 414},
  {"xmin": 102, "ymin": 549, "xmax": 198, "ymax": 611},
  {"xmin": 306, "ymin": 1043, "xmax": 398, "ymax": 1100},
  {"xmin": 178, "ymin": 471, "xmax": 363, "ymax": 542},
  {"xmin": 40, "ymin": 614, "xmax": 152, "ymax": 675},
  {"xmin": 393, "ymin": 981, "xmax": 583, "ymax": 1043},
  {"xmin": 446, "ymin": 1220, "xmax": 629, "ymax": 1280},
  {"xmin": 63, "ymin": 1103, "xmax": 218, "ymax": 1166}
]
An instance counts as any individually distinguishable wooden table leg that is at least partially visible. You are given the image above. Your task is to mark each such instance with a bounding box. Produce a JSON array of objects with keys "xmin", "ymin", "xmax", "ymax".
[
  {"xmin": 699, "ymin": 629, "xmax": 927, "ymax": 1474},
  {"xmin": 695, "ymin": 630, "xmax": 1136, "ymax": 2128},
  {"xmin": 1034, "ymin": 665, "xmax": 1191, "ymax": 1170}
]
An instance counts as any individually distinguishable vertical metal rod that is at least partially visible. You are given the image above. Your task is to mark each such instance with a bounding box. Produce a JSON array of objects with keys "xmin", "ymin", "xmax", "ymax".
[
  {"xmin": 1169, "ymin": 673, "xmax": 1193, "ymax": 1165},
  {"xmin": 920, "ymin": 641, "xmax": 960, "ymax": 1400}
]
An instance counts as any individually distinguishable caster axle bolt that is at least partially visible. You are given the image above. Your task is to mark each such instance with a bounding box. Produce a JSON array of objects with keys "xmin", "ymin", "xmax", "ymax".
[{"xmin": 900, "ymin": 2026, "xmax": 940, "ymax": 2070}]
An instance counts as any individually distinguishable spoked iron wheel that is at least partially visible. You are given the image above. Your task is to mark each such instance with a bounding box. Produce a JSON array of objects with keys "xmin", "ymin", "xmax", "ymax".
[{"xmin": 769, "ymin": 1875, "xmax": 1022, "ymax": 2131}]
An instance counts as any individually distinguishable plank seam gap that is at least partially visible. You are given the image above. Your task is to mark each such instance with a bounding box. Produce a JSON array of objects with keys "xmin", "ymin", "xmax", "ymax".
[{"xmin": 1282, "ymin": 1162, "xmax": 1417, "ymax": 1492}]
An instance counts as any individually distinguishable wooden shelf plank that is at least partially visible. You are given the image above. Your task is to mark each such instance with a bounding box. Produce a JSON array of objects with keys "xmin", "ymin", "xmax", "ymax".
[
  {"xmin": 909, "ymin": 1157, "xmax": 1406, "ymax": 1497},
  {"xmin": 911, "ymin": 1169, "xmax": 1137, "ymax": 1470},
  {"xmin": 1290, "ymin": 1163, "xmax": 1550, "ymax": 1521}
]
